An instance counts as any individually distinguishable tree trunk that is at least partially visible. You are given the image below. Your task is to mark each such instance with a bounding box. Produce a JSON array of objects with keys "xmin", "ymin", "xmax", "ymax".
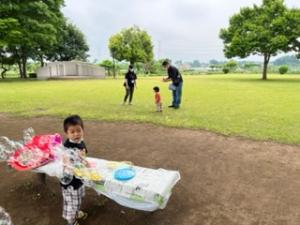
[
  {"xmin": 21, "ymin": 56, "xmax": 27, "ymax": 78},
  {"xmin": 112, "ymin": 58, "xmax": 116, "ymax": 79},
  {"xmin": 1, "ymin": 66, "xmax": 8, "ymax": 79},
  {"xmin": 262, "ymin": 54, "xmax": 270, "ymax": 80},
  {"xmin": 17, "ymin": 60, "xmax": 24, "ymax": 78},
  {"xmin": 40, "ymin": 55, "xmax": 44, "ymax": 67}
]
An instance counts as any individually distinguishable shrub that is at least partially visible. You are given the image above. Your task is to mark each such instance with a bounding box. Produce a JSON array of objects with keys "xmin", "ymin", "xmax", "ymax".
[
  {"xmin": 29, "ymin": 73, "xmax": 37, "ymax": 78},
  {"xmin": 279, "ymin": 66, "xmax": 288, "ymax": 74},
  {"xmin": 223, "ymin": 68, "xmax": 229, "ymax": 74}
]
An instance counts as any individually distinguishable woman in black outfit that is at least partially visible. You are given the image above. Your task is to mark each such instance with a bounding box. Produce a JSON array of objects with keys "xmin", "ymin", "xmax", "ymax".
[{"xmin": 123, "ymin": 65, "xmax": 137, "ymax": 105}]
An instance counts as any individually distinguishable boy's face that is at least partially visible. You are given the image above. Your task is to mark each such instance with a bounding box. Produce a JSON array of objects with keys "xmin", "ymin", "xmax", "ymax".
[{"xmin": 66, "ymin": 125, "xmax": 84, "ymax": 143}]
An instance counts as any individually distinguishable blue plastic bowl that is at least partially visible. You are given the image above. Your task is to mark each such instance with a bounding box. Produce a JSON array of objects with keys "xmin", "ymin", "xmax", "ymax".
[{"xmin": 114, "ymin": 168, "xmax": 136, "ymax": 181}]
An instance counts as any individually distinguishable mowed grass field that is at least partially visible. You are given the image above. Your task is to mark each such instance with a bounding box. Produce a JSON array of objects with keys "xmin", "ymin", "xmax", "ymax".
[{"xmin": 1, "ymin": 74, "xmax": 300, "ymax": 144}]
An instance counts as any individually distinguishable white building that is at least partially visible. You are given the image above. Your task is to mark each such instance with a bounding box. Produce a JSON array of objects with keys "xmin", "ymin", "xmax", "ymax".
[{"xmin": 36, "ymin": 61, "xmax": 105, "ymax": 80}]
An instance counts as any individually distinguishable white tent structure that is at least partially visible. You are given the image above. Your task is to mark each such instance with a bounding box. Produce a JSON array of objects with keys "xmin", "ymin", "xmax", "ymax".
[{"xmin": 36, "ymin": 61, "xmax": 105, "ymax": 80}]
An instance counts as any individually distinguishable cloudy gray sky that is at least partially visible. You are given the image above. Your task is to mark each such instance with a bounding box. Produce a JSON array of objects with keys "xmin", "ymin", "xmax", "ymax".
[{"xmin": 62, "ymin": 0, "xmax": 300, "ymax": 63}]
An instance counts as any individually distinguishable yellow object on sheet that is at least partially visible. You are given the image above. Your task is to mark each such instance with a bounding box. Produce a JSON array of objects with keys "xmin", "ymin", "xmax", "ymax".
[
  {"xmin": 106, "ymin": 161, "xmax": 133, "ymax": 169},
  {"xmin": 74, "ymin": 168, "xmax": 102, "ymax": 181}
]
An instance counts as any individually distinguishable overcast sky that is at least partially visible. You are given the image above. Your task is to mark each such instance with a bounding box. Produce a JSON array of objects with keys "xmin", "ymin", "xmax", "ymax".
[{"xmin": 62, "ymin": 0, "xmax": 300, "ymax": 63}]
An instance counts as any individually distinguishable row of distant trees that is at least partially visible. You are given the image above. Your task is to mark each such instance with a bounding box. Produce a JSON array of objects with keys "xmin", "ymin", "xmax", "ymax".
[
  {"xmin": 175, "ymin": 55, "xmax": 300, "ymax": 69},
  {"xmin": 99, "ymin": 59, "xmax": 167, "ymax": 77},
  {"xmin": 99, "ymin": 55, "xmax": 300, "ymax": 76},
  {"xmin": 0, "ymin": 0, "xmax": 89, "ymax": 78}
]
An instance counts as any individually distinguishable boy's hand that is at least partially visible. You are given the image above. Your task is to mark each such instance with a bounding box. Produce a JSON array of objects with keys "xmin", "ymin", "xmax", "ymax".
[
  {"xmin": 63, "ymin": 155, "xmax": 70, "ymax": 165},
  {"xmin": 82, "ymin": 158, "xmax": 90, "ymax": 167},
  {"xmin": 78, "ymin": 150, "xmax": 90, "ymax": 167},
  {"xmin": 79, "ymin": 150, "xmax": 86, "ymax": 158}
]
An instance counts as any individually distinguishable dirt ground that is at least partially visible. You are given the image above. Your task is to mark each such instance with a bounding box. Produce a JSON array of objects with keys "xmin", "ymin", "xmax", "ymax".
[{"xmin": 1, "ymin": 114, "xmax": 300, "ymax": 225}]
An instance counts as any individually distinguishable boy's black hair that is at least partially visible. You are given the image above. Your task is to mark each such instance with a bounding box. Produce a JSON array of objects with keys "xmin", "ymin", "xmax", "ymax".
[
  {"xmin": 153, "ymin": 86, "xmax": 160, "ymax": 92},
  {"xmin": 63, "ymin": 115, "xmax": 84, "ymax": 133},
  {"xmin": 129, "ymin": 64, "xmax": 134, "ymax": 69},
  {"xmin": 162, "ymin": 60, "xmax": 170, "ymax": 67}
]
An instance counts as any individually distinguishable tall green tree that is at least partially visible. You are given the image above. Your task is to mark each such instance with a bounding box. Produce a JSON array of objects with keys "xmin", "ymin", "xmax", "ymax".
[
  {"xmin": 0, "ymin": 0, "xmax": 64, "ymax": 78},
  {"xmin": 220, "ymin": 0, "xmax": 300, "ymax": 80},
  {"xmin": 0, "ymin": 50, "xmax": 15, "ymax": 79},
  {"xmin": 0, "ymin": 18, "xmax": 20, "ymax": 78},
  {"xmin": 46, "ymin": 22, "xmax": 89, "ymax": 62},
  {"xmin": 108, "ymin": 26, "xmax": 154, "ymax": 66},
  {"xmin": 33, "ymin": 0, "xmax": 66, "ymax": 67}
]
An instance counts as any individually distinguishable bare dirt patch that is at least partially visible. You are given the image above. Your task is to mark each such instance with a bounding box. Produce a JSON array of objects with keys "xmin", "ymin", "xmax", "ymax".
[{"xmin": 1, "ymin": 114, "xmax": 300, "ymax": 225}]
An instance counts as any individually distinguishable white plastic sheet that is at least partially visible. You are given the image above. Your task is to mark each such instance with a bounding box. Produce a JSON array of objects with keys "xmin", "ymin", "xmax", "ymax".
[{"xmin": 35, "ymin": 157, "xmax": 180, "ymax": 211}]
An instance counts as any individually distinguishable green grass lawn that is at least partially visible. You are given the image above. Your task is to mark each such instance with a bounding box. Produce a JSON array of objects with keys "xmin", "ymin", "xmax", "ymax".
[{"xmin": 1, "ymin": 74, "xmax": 300, "ymax": 144}]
